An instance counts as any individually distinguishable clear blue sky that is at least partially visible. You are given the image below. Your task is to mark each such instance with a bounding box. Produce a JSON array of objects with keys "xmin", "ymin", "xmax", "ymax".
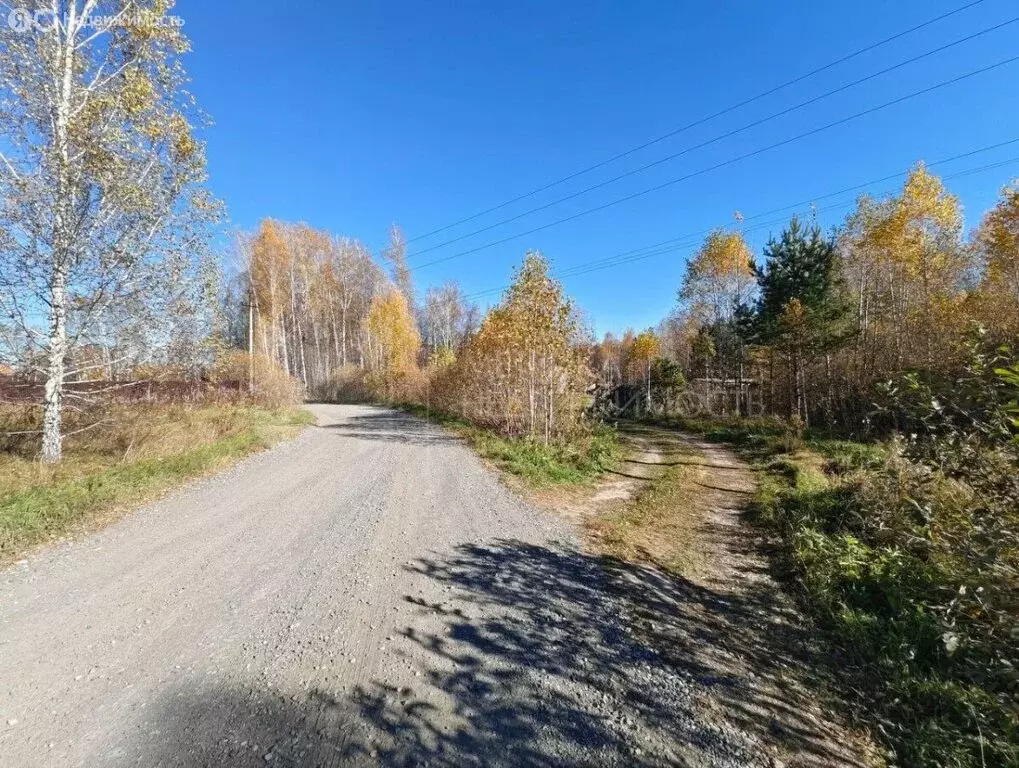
[{"xmin": 178, "ymin": 0, "xmax": 1019, "ymax": 335}]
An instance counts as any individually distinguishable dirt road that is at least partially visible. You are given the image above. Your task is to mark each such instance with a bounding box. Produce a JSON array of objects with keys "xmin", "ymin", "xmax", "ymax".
[{"xmin": 1, "ymin": 405, "xmax": 784, "ymax": 766}]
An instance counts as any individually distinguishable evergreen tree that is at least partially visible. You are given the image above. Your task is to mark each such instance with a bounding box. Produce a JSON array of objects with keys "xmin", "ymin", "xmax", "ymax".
[{"xmin": 752, "ymin": 217, "xmax": 853, "ymax": 423}]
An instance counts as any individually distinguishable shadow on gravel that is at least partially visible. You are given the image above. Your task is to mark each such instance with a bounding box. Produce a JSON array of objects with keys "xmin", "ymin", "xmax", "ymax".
[
  {"xmin": 320, "ymin": 408, "xmax": 455, "ymax": 447},
  {"xmin": 138, "ymin": 540, "xmax": 860, "ymax": 767}
]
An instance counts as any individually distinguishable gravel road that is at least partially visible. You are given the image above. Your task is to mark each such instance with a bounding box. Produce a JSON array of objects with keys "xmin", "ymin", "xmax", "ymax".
[{"xmin": 0, "ymin": 404, "xmax": 768, "ymax": 767}]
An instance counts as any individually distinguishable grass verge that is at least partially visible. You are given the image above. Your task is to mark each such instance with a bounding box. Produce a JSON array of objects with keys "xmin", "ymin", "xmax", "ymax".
[
  {"xmin": 588, "ymin": 454, "xmax": 705, "ymax": 577},
  {"xmin": 400, "ymin": 402, "xmax": 620, "ymax": 487},
  {"xmin": 0, "ymin": 405, "xmax": 314, "ymax": 565},
  {"xmin": 669, "ymin": 414, "xmax": 1018, "ymax": 768}
]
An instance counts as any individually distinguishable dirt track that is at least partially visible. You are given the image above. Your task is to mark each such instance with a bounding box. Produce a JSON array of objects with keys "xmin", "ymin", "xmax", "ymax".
[{"xmin": 0, "ymin": 405, "xmax": 843, "ymax": 767}]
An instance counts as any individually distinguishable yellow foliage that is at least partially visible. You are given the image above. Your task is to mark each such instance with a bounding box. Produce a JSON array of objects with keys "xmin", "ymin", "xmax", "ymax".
[
  {"xmin": 978, "ymin": 184, "xmax": 1019, "ymax": 295},
  {"xmin": 973, "ymin": 183, "xmax": 1019, "ymax": 335},
  {"xmin": 428, "ymin": 347, "xmax": 456, "ymax": 368},
  {"xmin": 437, "ymin": 252, "xmax": 591, "ymax": 441},
  {"xmin": 366, "ymin": 291, "xmax": 421, "ymax": 387},
  {"xmin": 624, "ymin": 329, "xmax": 660, "ymax": 381},
  {"xmin": 119, "ymin": 68, "xmax": 156, "ymax": 117},
  {"xmin": 869, "ymin": 164, "xmax": 963, "ymax": 283},
  {"xmin": 681, "ymin": 230, "xmax": 754, "ymax": 322},
  {"xmin": 841, "ymin": 164, "xmax": 974, "ymax": 369}
]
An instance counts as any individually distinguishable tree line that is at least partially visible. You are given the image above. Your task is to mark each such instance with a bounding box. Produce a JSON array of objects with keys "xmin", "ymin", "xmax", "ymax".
[
  {"xmin": 2, "ymin": 0, "xmax": 1015, "ymax": 460},
  {"xmin": 595, "ymin": 164, "xmax": 1019, "ymax": 431},
  {"xmin": 227, "ymin": 223, "xmax": 590, "ymax": 442}
]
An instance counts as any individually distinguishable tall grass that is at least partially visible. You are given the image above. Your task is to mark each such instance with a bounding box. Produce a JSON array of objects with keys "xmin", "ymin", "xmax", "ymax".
[{"xmin": 400, "ymin": 403, "xmax": 619, "ymax": 487}]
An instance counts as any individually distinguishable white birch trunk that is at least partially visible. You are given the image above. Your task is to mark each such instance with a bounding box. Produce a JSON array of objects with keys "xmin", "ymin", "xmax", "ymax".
[{"xmin": 42, "ymin": 14, "xmax": 78, "ymax": 463}]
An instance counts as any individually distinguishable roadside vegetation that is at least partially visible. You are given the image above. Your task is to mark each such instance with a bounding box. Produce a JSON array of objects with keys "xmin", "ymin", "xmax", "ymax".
[
  {"xmin": 271, "ymin": 164, "xmax": 1018, "ymax": 764},
  {"xmin": 590, "ymin": 447, "xmax": 701, "ymax": 574},
  {"xmin": 313, "ymin": 251, "xmax": 621, "ymax": 489},
  {"xmin": 0, "ymin": 400, "xmax": 313, "ymax": 565},
  {"xmin": 665, "ymin": 339, "xmax": 1018, "ymax": 768},
  {"xmin": 1, "ymin": 7, "xmax": 1015, "ymax": 762},
  {"xmin": 402, "ymin": 403, "xmax": 619, "ymax": 487}
]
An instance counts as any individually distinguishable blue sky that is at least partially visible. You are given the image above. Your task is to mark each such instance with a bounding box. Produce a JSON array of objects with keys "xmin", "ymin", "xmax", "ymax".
[{"xmin": 178, "ymin": 0, "xmax": 1019, "ymax": 335}]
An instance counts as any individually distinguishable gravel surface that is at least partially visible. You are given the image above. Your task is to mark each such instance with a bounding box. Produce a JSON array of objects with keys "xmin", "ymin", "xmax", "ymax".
[{"xmin": 0, "ymin": 404, "xmax": 768, "ymax": 767}]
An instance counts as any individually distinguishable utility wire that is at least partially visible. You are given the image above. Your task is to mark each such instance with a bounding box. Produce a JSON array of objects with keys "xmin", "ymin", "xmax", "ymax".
[
  {"xmin": 541, "ymin": 155, "xmax": 1019, "ymax": 282},
  {"xmin": 406, "ymin": 0, "xmax": 990, "ymax": 245},
  {"xmin": 561, "ymin": 155, "xmax": 1019, "ymax": 280},
  {"xmin": 462, "ymin": 140, "xmax": 1019, "ymax": 300},
  {"xmin": 554, "ymin": 140, "xmax": 1019, "ymax": 277},
  {"xmin": 415, "ymin": 54, "xmax": 1019, "ymax": 271},
  {"xmin": 408, "ymin": 16, "xmax": 1019, "ymax": 260}
]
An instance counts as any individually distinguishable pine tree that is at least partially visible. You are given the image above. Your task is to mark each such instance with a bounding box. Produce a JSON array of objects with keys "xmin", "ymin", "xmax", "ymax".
[{"xmin": 752, "ymin": 218, "xmax": 853, "ymax": 423}]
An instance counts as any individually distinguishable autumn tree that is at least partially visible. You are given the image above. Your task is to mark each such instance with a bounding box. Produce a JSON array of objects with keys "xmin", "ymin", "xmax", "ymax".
[
  {"xmin": 0, "ymin": 1, "xmax": 219, "ymax": 462},
  {"xmin": 241, "ymin": 220, "xmax": 387, "ymax": 394},
  {"xmin": 625, "ymin": 329, "xmax": 660, "ymax": 410},
  {"xmin": 366, "ymin": 291, "xmax": 420, "ymax": 398},
  {"xmin": 330, "ymin": 237, "xmax": 385, "ymax": 369},
  {"xmin": 677, "ymin": 229, "xmax": 756, "ymax": 412},
  {"xmin": 680, "ymin": 230, "xmax": 755, "ymax": 324},
  {"xmin": 422, "ymin": 281, "xmax": 478, "ymax": 355},
  {"xmin": 592, "ymin": 332, "xmax": 624, "ymax": 390},
  {"xmin": 840, "ymin": 164, "xmax": 971, "ymax": 374},
  {"xmin": 382, "ymin": 224, "xmax": 415, "ymax": 311},
  {"xmin": 443, "ymin": 251, "xmax": 589, "ymax": 442},
  {"xmin": 973, "ymin": 182, "xmax": 1019, "ymax": 336},
  {"xmin": 657, "ymin": 308, "xmax": 697, "ymax": 373}
]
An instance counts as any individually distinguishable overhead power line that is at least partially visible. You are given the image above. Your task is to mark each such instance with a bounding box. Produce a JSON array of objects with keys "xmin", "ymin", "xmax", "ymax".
[
  {"xmin": 555, "ymin": 142, "xmax": 1019, "ymax": 279},
  {"xmin": 414, "ymin": 54, "xmax": 1019, "ymax": 271},
  {"xmin": 406, "ymin": 0, "xmax": 989, "ymax": 245},
  {"xmin": 408, "ymin": 15, "xmax": 1019, "ymax": 260},
  {"xmin": 461, "ymin": 138, "xmax": 1019, "ymax": 300},
  {"xmin": 560, "ymin": 156, "xmax": 1019, "ymax": 281}
]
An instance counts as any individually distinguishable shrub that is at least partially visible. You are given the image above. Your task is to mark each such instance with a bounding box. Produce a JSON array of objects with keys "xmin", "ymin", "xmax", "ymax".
[
  {"xmin": 209, "ymin": 351, "xmax": 303, "ymax": 408},
  {"xmin": 315, "ymin": 365, "xmax": 375, "ymax": 403},
  {"xmin": 757, "ymin": 432, "xmax": 1019, "ymax": 766}
]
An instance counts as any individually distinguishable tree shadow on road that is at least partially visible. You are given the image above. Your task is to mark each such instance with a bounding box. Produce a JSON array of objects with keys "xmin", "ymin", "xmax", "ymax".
[
  {"xmin": 136, "ymin": 539, "xmax": 863, "ymax": 767},
  {"xmin": 319, "ymin": 408, "xmax": 456, "ymax": 447}
]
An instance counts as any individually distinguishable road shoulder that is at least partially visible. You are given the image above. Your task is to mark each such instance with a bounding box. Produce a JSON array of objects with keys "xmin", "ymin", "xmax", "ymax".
[{"xmin": 525, "ymin": 422, "xmax": 882, "ymax": 768}]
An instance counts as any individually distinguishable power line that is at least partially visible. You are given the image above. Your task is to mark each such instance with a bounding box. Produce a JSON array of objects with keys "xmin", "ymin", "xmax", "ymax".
[
  {"xmin": 562, "ymin": 156, "xmax": 1019, "ymax": 280},
  {"xmin": 471, "ymin": 154, "xmax": 1019, "ymax": 298},
  {"xmin": 462, "ymin": 140, "xmax": 1019, "ymax": 300},
  {"xmin": 408, "ymin": 16, "xmax": 1019, "ymax": 260},
  {"xmin": 555, "ymin": 140, "xmax": 1019, "ymax": 278},
  {"xmin": 406, "ymin": 0, "xmax": 990, "ymax": 245},
  {"xmin": 414, "ymin": 54, "xmax": 1019, "ymax": 271}
]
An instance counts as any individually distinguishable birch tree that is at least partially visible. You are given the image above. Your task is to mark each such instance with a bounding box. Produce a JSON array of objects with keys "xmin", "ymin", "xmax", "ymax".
[
  {"xmin": 0, "ymin": 1, "xmax": 219, "ymax": 462},
  {"xmin": 423, "ymin": 281, "xmax": 477, "ymax": 354},
  {"xmin": 382, "ymin": 224, "xmax": 414, "ymax": 311},
  {"xmin": 974, "ymin": 182, "xmax": 1019, "ymax": 336},
  {"xmin": 442, "ymin": 252, "xmax": 589, "ymax": 441}
]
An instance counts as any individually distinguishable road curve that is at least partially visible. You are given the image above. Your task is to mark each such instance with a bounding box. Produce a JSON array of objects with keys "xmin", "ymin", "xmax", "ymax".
[{"xmin": 0, "ymin": 404, "xmax": 764, "ymax": 767}]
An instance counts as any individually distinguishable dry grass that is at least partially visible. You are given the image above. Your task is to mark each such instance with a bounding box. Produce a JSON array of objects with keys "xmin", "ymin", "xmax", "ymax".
[
  {"xmin": 0, "ymin": 403, "xmax": 314, "ymax": 564},
  {"xmin": 587, "ymin": 437, "xmax": 710, "ymax": 578}
]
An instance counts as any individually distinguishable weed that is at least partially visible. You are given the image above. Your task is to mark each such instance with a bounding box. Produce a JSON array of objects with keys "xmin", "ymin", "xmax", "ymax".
[
  {"xmin": 681, "ymin": 414, "xmax": 1019, "ymax": 768},
  {"xmin": 400, "ymin": 403, "xmax": 620, "ymax": 487}
]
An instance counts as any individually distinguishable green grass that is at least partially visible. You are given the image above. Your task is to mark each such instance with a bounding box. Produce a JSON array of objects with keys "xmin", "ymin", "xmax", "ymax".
[
  {"xmin": 0, "ymin": 406, "xmax": 314, "ymax": 564},
  {"xmin": 400, "ymin": 402, "xmax": 620, "ymax": 487},
  {"xmin": 590, "ymin": 456, "xmax": 705, "ymax": 576},
  {"xmin": 675, "ymin": 414, "xmax": 1019, "ymax": 768}
]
